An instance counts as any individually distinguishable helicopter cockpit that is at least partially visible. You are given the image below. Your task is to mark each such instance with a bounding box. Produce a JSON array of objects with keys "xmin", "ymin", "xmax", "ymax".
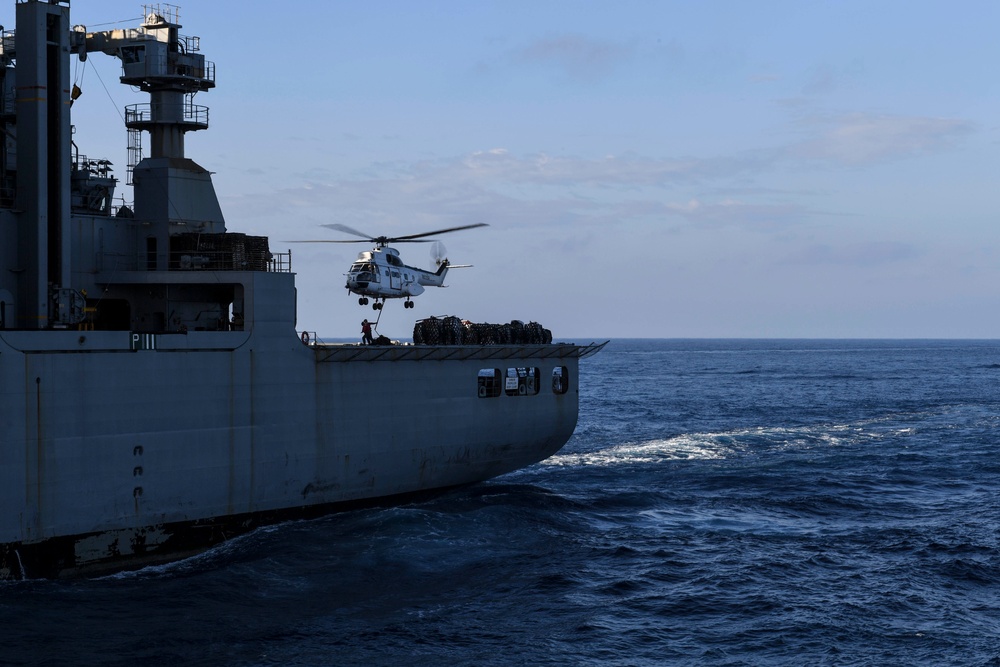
[{"xmin": 349, "ymin": 261, "xmax": 379, "ymax": 284}]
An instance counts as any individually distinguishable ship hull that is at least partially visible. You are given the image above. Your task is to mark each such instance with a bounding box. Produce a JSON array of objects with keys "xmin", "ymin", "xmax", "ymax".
[
  {"xmin": 0, "ymin": 1, "xmax": 605, "ymax": 580},
  {"xmin": 0, "ymin": 325, "xmax": 600, "ymax": 579}
]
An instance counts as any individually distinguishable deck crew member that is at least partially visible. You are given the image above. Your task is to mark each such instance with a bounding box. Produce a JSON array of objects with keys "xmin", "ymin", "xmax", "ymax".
[{"xmin": 361, "ymin": 319, "xmax": 373, "ymax": 345}]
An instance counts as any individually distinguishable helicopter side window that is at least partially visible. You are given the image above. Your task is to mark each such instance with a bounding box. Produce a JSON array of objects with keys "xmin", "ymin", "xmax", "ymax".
[
  {"xmin": 552, "ymin": 366, "xmax": 569, "ymax": 394},
  {"xmin": 478, "ymin": 368, "xmax": 502, "ymax": 398}
]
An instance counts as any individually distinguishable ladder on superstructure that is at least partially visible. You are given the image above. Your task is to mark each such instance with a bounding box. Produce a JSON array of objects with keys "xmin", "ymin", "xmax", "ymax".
[{"xmin": 126, "ymin": 127, "xmax": 142, "ymax": 186}]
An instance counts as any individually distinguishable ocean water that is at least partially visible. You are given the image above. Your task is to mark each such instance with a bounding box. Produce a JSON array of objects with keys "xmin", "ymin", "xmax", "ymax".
[{"xmin": 3, "ymin": 339, "xmax": 1000, "ymax": 666}]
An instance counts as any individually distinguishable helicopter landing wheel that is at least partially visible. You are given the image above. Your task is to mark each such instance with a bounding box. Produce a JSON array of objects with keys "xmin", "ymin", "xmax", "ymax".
[
  {"xmin": 373, "ymin": 302, "xmax": 383, "ymax": 311},
  {"xmin": 404, "ymin": 300, "xmax": 414, "ymax": 309},
  {"xmin": 359, "ymin": 297, "xmax": 369, "ymax": 306}
]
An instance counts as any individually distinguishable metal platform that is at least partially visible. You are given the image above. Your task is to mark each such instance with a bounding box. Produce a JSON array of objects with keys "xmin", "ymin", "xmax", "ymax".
[{"xmin": 311, "ymin": 341, "xmax": 608, "ymax": 363}]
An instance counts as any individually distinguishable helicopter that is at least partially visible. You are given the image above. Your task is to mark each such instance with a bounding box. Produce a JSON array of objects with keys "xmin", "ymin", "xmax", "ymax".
[{"xmin": 296, "ymin": 222, "xmax": 487, "ymax": 310}]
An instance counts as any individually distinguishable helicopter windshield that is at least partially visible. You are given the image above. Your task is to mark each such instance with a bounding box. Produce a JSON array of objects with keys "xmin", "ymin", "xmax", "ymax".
[{"xmin": 350, "ymin": 262, "xmax": 377, "ymax": 281}]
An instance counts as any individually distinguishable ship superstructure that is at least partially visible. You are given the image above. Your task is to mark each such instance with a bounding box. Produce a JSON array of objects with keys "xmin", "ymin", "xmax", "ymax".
[{"xmin": 0, "ymin": 1, "xmax": 602, "ymax": 579}]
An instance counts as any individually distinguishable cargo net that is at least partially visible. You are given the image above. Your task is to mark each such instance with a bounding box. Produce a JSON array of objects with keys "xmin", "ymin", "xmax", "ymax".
[
  {"xmin": 413, "ymin": 316, "xmax": 553, "ymax": 346},
  {"xmin": 170, "ymin": 232, "xmax": 273, "ymax": 271}
]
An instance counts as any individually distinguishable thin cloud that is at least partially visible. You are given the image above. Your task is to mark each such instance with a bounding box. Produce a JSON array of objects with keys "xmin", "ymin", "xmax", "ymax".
[
  {"xmin": 456, "ymin": 149, "xmax": 767, "ymax": 187},
  {"xmin": 226, "ymin": 148, "xmax": 808, "ymax": 241},
  {"xmin": 782, "ymin": 241, "xmax": 920, "ymax": 267},
  {"xmin": 788, "ymin": 113, "xmax": 974, "ymax": 165},
  {"xmin": 663, "ymin": 198, "xmax": 809, "ymax": 229},
  {"xmin": 511, "ymin": 34, "xmax": 631, "ymax": 81}
]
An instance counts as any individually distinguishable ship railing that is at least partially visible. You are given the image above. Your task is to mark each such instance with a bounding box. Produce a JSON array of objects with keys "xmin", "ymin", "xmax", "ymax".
[
  {"xmin": 122, "ymin": 54, "xmax": 215, "ymax": 86},
  {"xmin": 269, "ymin": 251, "xmax": 292, "ymax": 273},
  {"xmin": 125, "ymin": 102, "xmax": 209, "ymax": 129},
  {"xmin": 72, "ymin": 154, "xmax": 115, "ymax": 179},
  {"xmin": 170, "ymin": 250, "xmax": 292, "ymax": 273},
  {"xmin": 143, "ymin": 3, "xmax": 181, "ymax": 26},
  {"xmin": 169, "ymin": 248, "xmax": 272, "ymax": 272},
  {"xmin": 180, "ymin": 34, "xmax": 201, "ymax": 54},
  {"xmin": 94, "ymin": 250, "xmax": 292, "ymax": 273}
]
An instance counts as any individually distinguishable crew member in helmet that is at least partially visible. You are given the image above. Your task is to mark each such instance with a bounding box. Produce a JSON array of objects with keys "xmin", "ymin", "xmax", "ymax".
[{"xmin": 361, "ymin": 319, "xmax": 373, "ymax": 345}]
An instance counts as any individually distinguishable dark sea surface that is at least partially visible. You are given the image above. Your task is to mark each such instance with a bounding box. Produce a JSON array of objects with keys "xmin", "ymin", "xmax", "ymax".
[{"xmin": 3, "ymin": 339, "xmax": 1000, "ymax": 666}]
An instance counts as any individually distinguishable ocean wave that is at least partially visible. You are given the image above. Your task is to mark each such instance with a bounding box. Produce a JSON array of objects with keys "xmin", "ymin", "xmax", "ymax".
[
  {"xmin": 544, "ymin": 435, "xmax": 733, "ymax": 467},
  {"xmin": 546, "ymin": 420, "xmax": 918, "ymax": 468}
]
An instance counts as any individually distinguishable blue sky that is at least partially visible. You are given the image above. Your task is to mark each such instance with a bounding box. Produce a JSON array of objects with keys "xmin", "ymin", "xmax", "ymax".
[{"xmin": 63, "ymin": 1, "xmax": 1000, "ymax": 338}]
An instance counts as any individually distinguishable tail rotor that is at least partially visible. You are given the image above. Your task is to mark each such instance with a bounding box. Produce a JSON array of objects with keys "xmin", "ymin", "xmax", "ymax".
[{"xmin": 431, "ymin": 240, "xmax": 448, "ymax": 268}]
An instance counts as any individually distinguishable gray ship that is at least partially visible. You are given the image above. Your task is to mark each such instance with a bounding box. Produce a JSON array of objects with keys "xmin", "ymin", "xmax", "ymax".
[{"xmin": 0, "ymin": 2, "xmax": 603, "ymax": 579}]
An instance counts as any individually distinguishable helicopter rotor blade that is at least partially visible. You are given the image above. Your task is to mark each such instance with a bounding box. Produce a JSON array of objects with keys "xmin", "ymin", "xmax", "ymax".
[
  {"xmin": 388, "ymin": 223, "xmax": 488, "ymax": 243},
  {"xmin": 286, "ymin": 239, "xmax": 371, "ymax": 243},
  {"xmin": 321, "ymin": 223, "xmax": 374, "ymax": 240},
  {"xmin": 285, "ymin": 238, "xmax": 435, "ymax": 244},
  {"xmin": 298, "ymin": 221, "xmax": 487, "ymax": 246}
]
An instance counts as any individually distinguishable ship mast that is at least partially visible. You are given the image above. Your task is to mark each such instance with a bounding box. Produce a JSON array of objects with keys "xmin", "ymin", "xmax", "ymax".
[
  {"xmin": 81, "ymin": 4, "xmax": 224, "ymax": 271},
  {"xmin": 120, "ymin": 7, "xmax": 213, "ymax": 164}
]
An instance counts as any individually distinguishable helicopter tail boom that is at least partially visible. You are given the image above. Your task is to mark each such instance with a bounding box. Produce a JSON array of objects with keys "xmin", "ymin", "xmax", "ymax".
[{"xmin": 418, "ymin": 265, "xmax": 447, "ymax": 286}]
